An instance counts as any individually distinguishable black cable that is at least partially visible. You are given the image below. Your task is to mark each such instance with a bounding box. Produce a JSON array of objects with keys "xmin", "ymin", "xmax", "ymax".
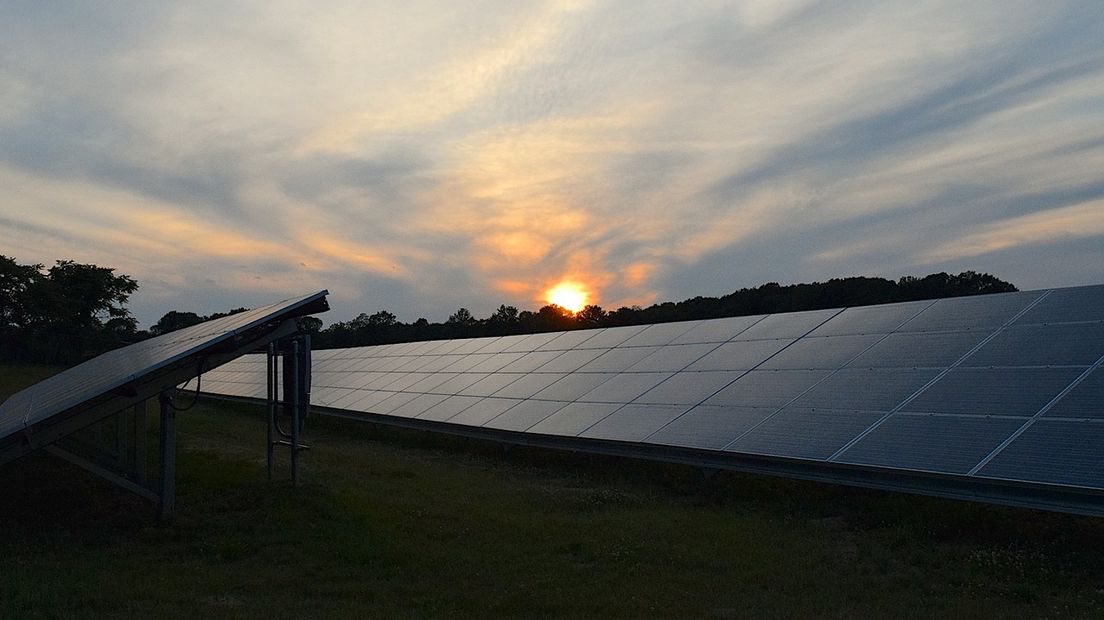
[{"xmin": 169, "ymin": 357, "xmax": 206, "ymax": 411}]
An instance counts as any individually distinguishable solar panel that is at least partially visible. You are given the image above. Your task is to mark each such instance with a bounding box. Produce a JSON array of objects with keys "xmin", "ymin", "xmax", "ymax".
[
  {"xmin": 451, "ymin": 398, "xmax": 518, "ymax": 426},
  {"xmin": 727, "ymin": 407, "xmax": 886, "ymax": 461},
  {"xmin": 976, "ymin": 420, "xmax": 1104, "ymax": 488},
  {"xmin": 201, "ymin": 284, "xmax": 1104, "ymax": 516},
  {"xmin": 485, "ymin": 400, "xmax": 566, "ymax": 432},
  {"xmin": 648, "ymin": 405, "xmax": 776, "ymax": 450},
  {"xmin": 1044, "ymin": 368, "xmax": 1104, "ymax": 419},
  {"xmin": 705, "ymin": 370, "xmax": 830, "ymax": 408},
  {"xmin": 581, "ymin": 404, "xmax": 691, "ymax": 442},
  {"xmin": 837, "ymin": 414, "xmax": 1025, "ymax": 474},
  {"xmin": 530, "ymin": 402, "xmax": 623, "ymax": 436},
  {"xmin": 0, "ymin": 290, "xmax": 329, "ymax": 456},
  {"xmin": 1, "ymin": 290, "xmax": 329, "ymax": 515}
]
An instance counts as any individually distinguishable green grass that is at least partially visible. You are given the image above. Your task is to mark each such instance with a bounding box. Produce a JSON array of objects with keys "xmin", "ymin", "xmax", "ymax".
[{"xmin": 3, "ymin": 364, "xmax": 1104, "ymax": 618}]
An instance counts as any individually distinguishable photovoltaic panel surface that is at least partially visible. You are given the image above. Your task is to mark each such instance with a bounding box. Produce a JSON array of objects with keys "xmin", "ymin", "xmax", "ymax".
[
  {"xmin": 200, "ymin": 285, "xmax": 1104, "ymax": 515},
  {"xmin": 0, "ymin": 291, "xmax": 329, "ymax": 450}
]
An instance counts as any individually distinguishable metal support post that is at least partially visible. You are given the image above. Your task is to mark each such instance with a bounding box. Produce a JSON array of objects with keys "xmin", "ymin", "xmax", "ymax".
[
  {"xmin": 115, "ymin": 410, "xmax": 127, "ymax": 468},
  {"xmin": 267, "ymin": 333, "xmax": 311, "ymax": 485},
  {"xmin": 291, "ymin": 338, "xmax": 301, "ymax": 487},
  {"xmin": 158, "ymin": 393, "xmax": 176, "ymax": 519},
  {"xmin": 132, "ymin": 401, "xmax": 147, "ymax": 486},
  {"xmin": 266, "ymin": 342, "xmax": 277, "ymax": 481}
]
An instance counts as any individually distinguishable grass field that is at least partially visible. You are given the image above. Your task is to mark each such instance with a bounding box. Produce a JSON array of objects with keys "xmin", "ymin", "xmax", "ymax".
[{"xmin": 3, "ymin": 364, "xmax": 1104, "ymax": 618}]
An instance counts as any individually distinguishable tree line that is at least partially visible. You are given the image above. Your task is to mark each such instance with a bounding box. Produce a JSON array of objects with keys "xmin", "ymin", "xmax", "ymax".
[
  {"xmin": 0, "ymin": 253, "xmax": 1017, "ymax": 364},
  {"xmin": 310, "ymin": 271, "xmax": 1016, "ymax": 348}
]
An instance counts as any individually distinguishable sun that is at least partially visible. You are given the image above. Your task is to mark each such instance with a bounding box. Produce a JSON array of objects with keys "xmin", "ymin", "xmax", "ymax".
[{"xmin": 546, "ymin": 281, "xmax": 588, "ymax": 313}]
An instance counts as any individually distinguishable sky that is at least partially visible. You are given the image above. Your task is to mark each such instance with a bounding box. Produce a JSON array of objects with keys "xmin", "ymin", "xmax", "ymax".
[{"xmin": 1, "ymin": 1, "xmax": 1102, "ymax": 328}]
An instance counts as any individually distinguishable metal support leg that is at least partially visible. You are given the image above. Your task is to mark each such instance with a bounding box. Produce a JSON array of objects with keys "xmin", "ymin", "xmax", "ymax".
[
  {"xmin": 159, "ymin": 393, "xmax": 176, "ymax": 519},
  {"xmin": 132, "ymin": 401, "xmax": 147, "ymax": 486},
  {"xmin": 266, "ymin": 343, "xmax": 277, "ymax": 481},
  {"xmin": 268, "ymin": 334, "xmax": 310, "ymax": 486},
  {"xmin": 291, "ymin": 338, "xmax": 301, "ymax": 487},
  {"xmin": 115, "ymin": 410, "xmax": 127, "ymax": 468}
]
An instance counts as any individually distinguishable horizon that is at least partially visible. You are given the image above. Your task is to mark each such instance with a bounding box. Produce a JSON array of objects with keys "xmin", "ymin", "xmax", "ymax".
[{"xmin": 151, "ymin": 269, "xmax": 1033, "ymax": 331}]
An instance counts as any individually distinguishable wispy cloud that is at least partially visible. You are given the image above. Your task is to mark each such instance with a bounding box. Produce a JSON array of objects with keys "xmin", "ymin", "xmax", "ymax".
[{"xmin": 1, "ymin": 1, "xmax": 1101, "ymax": 326}]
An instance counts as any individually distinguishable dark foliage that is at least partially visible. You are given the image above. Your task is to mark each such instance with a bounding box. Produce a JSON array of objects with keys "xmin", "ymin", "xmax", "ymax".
[
  {"xmin": 149, "ymin": 307, "xmax": 248, "ymax": 336},
  {"xmin": 0, "ymin": 256, "xmax": 139, "ymax": 364}
]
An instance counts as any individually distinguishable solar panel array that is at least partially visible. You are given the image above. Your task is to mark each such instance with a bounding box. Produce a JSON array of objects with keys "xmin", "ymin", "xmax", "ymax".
[
  {"xmin": 0, "ymin": 291, "xmax": 329, "ymax": 447},
  {"xmin": 202, "ymin": 285, "xmax": 1104, "ymax": 507}
]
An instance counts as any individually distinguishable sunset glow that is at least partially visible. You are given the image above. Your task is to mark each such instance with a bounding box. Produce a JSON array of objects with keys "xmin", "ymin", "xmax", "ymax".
[{"xmin": 546, "ymin": 281, "xmax": 588, "ymax": 313}]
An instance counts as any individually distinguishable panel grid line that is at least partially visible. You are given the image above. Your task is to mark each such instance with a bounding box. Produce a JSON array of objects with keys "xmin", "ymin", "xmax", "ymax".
[
  {"xmin": 708, "ymin": 301, "xmax": 936, "ymax": 452},
  {"xmin": 633, "ymin": 308, "xmax": 849, "ymax": 445},
  {"xmin": 966, "ymin": 351, "xmax": 1104, "ymax": 476},
  {"xmin": 414, "ymin": 395, "xmax": 481, "ymax": 422},
  {"xmin": 826, "ymin": 289, "xmax": 1054, "ymax": 463},
  {"xmin": 515, "ymin": 314, "xmax": 774, "ymax": 434}
]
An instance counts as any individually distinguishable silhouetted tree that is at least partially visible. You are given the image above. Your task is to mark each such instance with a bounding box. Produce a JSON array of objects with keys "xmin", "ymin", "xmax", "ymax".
[
  {"xmin": 447, "ymin": 307, "xmax": 476, "ymax": 325},
  {"xmin": 367, "ymin": 310, "xmax": 397, "ymax": 326},
  {"xmin": 150, "ymin": 311, "xmax": 203, "ymax": 335},
  {"xmin": 151, "ymin": 307, "xmax": 250, "ymax": 336},
  {"xmin": 576, "ymin": 304, "xmax": 606, "ymax": 326},
  {"xmin": 347, "ymin": 313, "xmax": 372, "ymax": 331},
  {"xmin": 897, "ymin": 271, "xmax": 1016, "ymax": 300},
  {"xmin": 206, "ymin": 307, "xmax": 248, "ymax": 320},
  {"xmin": 605, "ymin": 305, "xmax": 644, "ymax": 326},
  {"xmin": 529, "ymin": 304, "xmax": 574, "ymax": 332},
  {"xmin": 29, "ymin": 260, "xmax": 138, "ymax": 331},
  {"xmin": 0, "ymin": 255, "xmax": 38, "ymax": 328},
  {"xmin": 299, "ymin": 316, "xmax": 323, "ymax": 334},
  {"xmin": 0, "ymin": 256, "xmax": 140, "ymax": 363},
  {"xmin": 489, "ymin": 304, "xmax": 520, "ymax": 325}
]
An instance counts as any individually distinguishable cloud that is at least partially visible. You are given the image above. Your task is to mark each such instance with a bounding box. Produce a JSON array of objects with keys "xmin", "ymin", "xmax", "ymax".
[
  {"xmin": 917, "ymin": 199, "xmax": 1104, "ymax": 264},
  {"xmin": 0, "ymin": 1, "xmax": 1102, "ymax": 326}
]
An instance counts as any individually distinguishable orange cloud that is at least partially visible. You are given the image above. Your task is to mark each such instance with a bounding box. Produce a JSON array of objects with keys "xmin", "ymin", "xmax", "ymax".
[
  {"xmin": 305, "ymin": 234, "xmax": 408, "ymax": 277},
  {"xmin": 127, "ymin": 209, "xmax": 288, "ymax": 259},
  {"xmin": 476, "ymin": 231, "xmax": 554, "ymax": 264},
  {"xmin": 492, "ymin": 279, "xmax": 534, "ymax": 297}
]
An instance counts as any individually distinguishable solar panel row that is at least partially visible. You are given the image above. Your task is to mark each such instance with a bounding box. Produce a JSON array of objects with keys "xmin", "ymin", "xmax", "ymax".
[{"xmin": 201, "ymin": 285, "xmax": 1104, "ymax": 507}]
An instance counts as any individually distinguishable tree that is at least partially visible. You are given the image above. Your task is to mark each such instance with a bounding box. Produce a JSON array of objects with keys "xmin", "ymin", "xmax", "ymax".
[
  {"xmin": 489, "ymin": 304, "xmax": 520, "ymax": 325},
  {"xmin": 0, "ymin": 257, "xmax": 138, "ymax": 331},
  {"xmin": 348, "ymin": 313, "xmax": 373, "ymax": 331},
  {"xmin": 151, "ymin": 307, "xmax": 253, "ymax": 335},
  {"xmin": 34, "ymin": 260, "xmax": 138, "ymax": 330},
  {"xmin": 898, "ymin": 271, "xmax": 1016, "ymax": 300},
  {"xmin": 367, "ymin": 310, "xmax": 397, "ymax": 326},
  {"xmin": 0, "ymin": 255, "xmax": 39, "ymax": 328},
  {"xmin": 447, "ymin": 307, "xmax": 476, "ymax": 325},
  {"xmin": 298, "ymin": 316, "xmax": 323, "ymax": 334},
  {"xmin": 0, "ymin": 256, "xmax": 140, "ymax": 363},
  {"xmin": 531, "ymin": 304, "xmax": 574, "ymax": 331},
  {"xmin": 606, "ymin": 305, "xmax": 643, "ymax": 326},
  {"xmin": 576, "ymin": 304, "xmax": 606, "ymax": 326},
  {"xmin": 207, "ymin": 307, "xmax": 249, "ymax": 320},
  {"xmin": 150, "ymin": 310, "xmax": 203, "ymax": 335}
]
